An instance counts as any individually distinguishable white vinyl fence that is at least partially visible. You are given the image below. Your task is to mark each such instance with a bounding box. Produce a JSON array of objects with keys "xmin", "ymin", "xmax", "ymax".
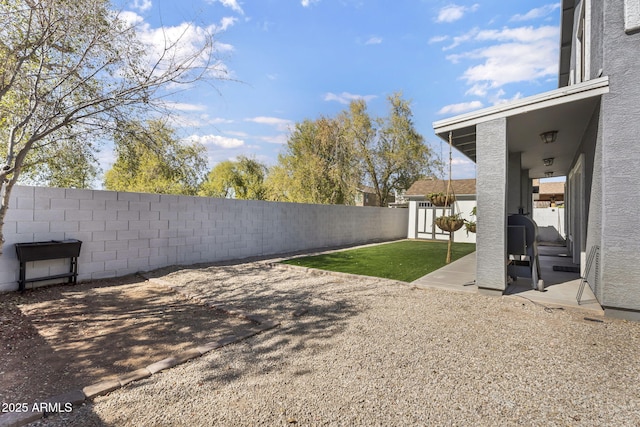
[
  {"xmin": 407, "ymin": 200, "xmax": 476, "ymax": 244},
  {"xmin": 0, "ymin": 186, "xmax": 409, "ymax": 292},
  {"xmin": 407, "ymin": 200, "xmax": 564, "ymax": 246},
  {"xmin": 533, "ymin": 206, "xmax": 565, "ymax": 243}
]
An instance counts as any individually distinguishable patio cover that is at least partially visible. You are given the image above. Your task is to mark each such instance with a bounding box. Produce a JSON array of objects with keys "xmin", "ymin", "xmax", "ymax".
[
  {"xmin": 432, "ymin": 76, "xmax": 609, "ymax": 179},
  {"xmin": 431, "ymin": 76, "xmax": 609, "ymax": 295}
]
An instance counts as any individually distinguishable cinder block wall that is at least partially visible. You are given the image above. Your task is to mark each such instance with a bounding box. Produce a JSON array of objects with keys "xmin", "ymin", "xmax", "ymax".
[{"xmin": 0, "ymin": 186, "xmax": 409, "ymax": 291}]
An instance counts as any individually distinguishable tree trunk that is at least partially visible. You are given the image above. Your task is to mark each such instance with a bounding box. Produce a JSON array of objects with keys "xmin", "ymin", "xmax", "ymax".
[{"xmin": 0, "ymin": 177, "xmax": 17, "ymax": 257}]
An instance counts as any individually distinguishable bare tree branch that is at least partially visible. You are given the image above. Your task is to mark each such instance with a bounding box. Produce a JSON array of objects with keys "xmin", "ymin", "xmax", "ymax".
[{"xmin": 0, "ymin": 0, "xmax": 228, "ymax": 253}]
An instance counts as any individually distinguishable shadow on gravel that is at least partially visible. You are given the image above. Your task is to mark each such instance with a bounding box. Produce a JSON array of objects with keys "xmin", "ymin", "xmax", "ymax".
[
  {"xmin": 1, "ymin": 275, "xmax": 256, "ymax": 406},
  {"xmin": 148, "ymin": 262, "xmax": 370, "ymax": 386}
]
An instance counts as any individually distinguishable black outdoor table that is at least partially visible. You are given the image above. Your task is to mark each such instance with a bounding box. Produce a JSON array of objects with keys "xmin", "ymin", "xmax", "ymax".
[{"xmin": 14, "ymin": 239, "xmax": 82, "ymax": 291}]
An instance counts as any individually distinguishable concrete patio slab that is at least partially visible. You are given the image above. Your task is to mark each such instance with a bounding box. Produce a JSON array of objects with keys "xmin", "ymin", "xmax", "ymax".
[
  {"xmin": 411, "ymin": 252, "xmax": 477, "ymax": 294},
  {"xmin": 411, "ymin": 248, "xmax": 604, "ymax": 315}
]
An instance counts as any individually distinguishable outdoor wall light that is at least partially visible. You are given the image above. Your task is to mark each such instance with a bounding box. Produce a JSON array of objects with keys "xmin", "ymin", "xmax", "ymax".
[
  {"xmin": 540, "ymin": 130, "xmax": 558, "ymax": 144},
  {"xmin": 543, "ymin": 157, "xmax": 554, "ymax": 166},
  {"xmin": 545, "ymin": 171, "xmax": 554, "ymax": 177}
]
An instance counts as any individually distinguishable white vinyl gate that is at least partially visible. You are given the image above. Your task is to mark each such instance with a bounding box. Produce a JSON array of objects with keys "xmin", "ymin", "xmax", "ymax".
[
  {"xmin": 413, "ymin": 202, "xmax": 452, "ymax": 241},
  {"xmin": 407, "ymin": 200, "xmax": 476, "ymax": 243}
]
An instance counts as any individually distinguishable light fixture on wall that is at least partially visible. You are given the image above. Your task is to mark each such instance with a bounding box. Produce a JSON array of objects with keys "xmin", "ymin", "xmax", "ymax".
[
  {"xmin": 540, "ymin": 130, "xmax": 558, "ymax": 144},
  {"xmin": 545, "ymin": 171, "xmax": 554, "ymax": 177},
  {"xmin": 543, "ymin": 157, "xmax": 554, "ymax": 166}
]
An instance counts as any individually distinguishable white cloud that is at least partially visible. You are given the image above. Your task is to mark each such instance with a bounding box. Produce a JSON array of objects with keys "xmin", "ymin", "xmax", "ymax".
[
  {"xmin": 442, "ymin": 27, "xmax": 479, "ymax": 51},
  {"xmin": 476, "ymin": 25, "xmax": 558, "ymax": 43},
  {"xmin": 365, "ymin": 36, "xmax": 383, "ymax": 45},
  {"xmin": 463, "ymin": 87, "xmax": 524, "ymax": 106},
  {"xmin": 449, "ymin": 154, "xmax": 477, "ymax": 179},
  {"xmin": 218, "ymin": 17, "xmax": 238, "ymax": 32},
  {"xmin": 465, "ymin": 83, "xmax": 489, "ymax": 97},
  {"xmin": 324, "ymin": 92, "xmax": 377, "ymax": 104},
  {"xmin": 163, "ymin": 102, "xmax": 207, "ymax": 112},
  {"xmin": 436, "ymin": 3, "xmax": 479, "ymax": 23},
  {"xmin": 437, "ymin": 101, "xmax": 484, "ymax": 115},
  {"xmin": 437, "ymin": 5, "xmax": 464, "ymax": 23},
  {"xmin": 445, "ymin": 25, "xmax": 559, "ymax": 89},
  {"xmin": 429, "ymin": 35, "xmax": 449, "ymax": 44},
  {"xmin": 140, "ymin": 22, "xmax": 219, "ymax": 69},
  {"xmin": 451, "ymin": 157, "xmax": 475, "ymax": 166},
  {"xmin": 226, "ymin": 130, "xmax": 249, "ymax": 137},
  {"xmin": 511, "ymin": 4, "xmax": 561, "ymax": 22},
  {"xmin": 190, "ymin": 134, "xmax": 244, "ymax": 149},
  {"xmin": 131, "ymin": 0, "xmax": 152, "ymax": 12},
  {"xmin": 208, "ymin": 117, "xmax": 235, "ymax": 124},
  {"xmin": 259, "ymin": 134, "xmax": 289, "ymax": 145},
  {"xmin": 119, "ymin": 12, "xmax": 236, "ymax": 80},
  {"xmin": 489, "ymin": 90, "xmax": 523, "ymax": 106},
  {"xmin": 301, "ymin": 0, "xmax": 320, "ymax": 7},
  {"xmin": 209, "ymin": 0, "xmax": 244, "ymax": 15},
  {"xmin": 120, "ymin": 10, "xmax": 144, "ymax": 26},
  {"xmin": 460, "ymin": 40, "xmax": 557, "ymax": 88},
  {"xmin": 245, "ymin": 116, "xmax": 292, "ymax": 132}
]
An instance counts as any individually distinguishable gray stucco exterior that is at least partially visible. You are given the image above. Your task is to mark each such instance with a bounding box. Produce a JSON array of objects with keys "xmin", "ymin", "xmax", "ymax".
[
  {"xmin": 598, "ymin": 0, "xmax": 640, "ymax": 316},
  {"xmin": 476, "ymin": 119, "xmax": 508, "ymax": 295},
  {"xmin": 433, "ymin": 0, "xmax": 640, "ymax": 320}
]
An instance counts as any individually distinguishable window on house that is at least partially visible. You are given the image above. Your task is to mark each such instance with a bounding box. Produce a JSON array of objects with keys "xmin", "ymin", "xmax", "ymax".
[{"xmin": 576, "ymin": 0, "xmax": 587, "ymax": 83}]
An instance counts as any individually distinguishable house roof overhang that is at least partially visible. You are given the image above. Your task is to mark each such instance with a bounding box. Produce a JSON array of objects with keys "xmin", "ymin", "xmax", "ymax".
[{"xmin": 432, "ymin": 76, "xmax": 609, "ymax": 179}]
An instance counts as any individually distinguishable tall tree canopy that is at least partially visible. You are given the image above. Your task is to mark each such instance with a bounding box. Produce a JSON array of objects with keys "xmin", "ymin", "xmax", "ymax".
[
  {"xmin": 269, "ymin": 92, "xmax": 438, "ymax": 206},
  {"xmin": 104, "ymin": 120, "xmax": 207, "ymax": 195},
  {"xmin": 266, "ymin": 115, "xmax": 360, "ymax": 205},
  {"xmin": 17, "ymin": 133, "xmax": 100, "ymax": 189},
  {"xmin": 0, "ymin": 0, "xmax": 221, "ymax": 253},
  {"xmin": 199, "ymin": 156, "xmax": 268, "ymax": 200},
  {"xmin": 348, "ymin": 93, "xmax": 438, "ymax": 207}
]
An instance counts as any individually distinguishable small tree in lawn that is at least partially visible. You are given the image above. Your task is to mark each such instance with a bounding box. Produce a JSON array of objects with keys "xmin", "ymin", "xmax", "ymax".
[{"xmin": 0, "ymin": 0, "xmax": 225, "ymax": 254}]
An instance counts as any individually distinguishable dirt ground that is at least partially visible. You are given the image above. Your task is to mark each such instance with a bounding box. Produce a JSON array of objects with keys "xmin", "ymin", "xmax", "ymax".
[{"xmin": 0, "ymin": 274, "xmax": 256, "ymax": 405}]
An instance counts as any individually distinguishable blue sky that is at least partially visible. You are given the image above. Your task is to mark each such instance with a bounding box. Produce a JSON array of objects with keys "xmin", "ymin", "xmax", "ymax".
[{"xmin": 107, "ymin": 0, "xmax": 563, "ymax": 182}]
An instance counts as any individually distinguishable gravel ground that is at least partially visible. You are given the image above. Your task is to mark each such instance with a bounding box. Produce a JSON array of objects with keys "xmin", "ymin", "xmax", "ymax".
[{"xmin": 32, "ymin": 260, "xmax": 640, "ymax": 426}]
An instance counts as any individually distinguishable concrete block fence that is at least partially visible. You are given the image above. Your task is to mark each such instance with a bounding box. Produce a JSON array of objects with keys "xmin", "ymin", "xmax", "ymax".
[{"xmin": 0, "ymin": 186, "xmax": 409, "ymax": 291}]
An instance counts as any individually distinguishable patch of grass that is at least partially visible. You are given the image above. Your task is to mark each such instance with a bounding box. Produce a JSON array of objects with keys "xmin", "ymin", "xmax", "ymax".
[{"xmin": 281, "ymin": 240, "xmax": 476, "ymax": 282}]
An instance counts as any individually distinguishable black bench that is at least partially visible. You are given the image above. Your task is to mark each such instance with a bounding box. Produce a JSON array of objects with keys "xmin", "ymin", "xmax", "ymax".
[{"xmin": 14, "ymin": 240, "xmax": 82, "ymax": 291}]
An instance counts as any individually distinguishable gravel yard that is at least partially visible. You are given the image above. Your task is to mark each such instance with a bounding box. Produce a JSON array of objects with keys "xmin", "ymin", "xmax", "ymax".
[{"xmin": 28, "ymin": 260, "xmax": 640, "ymax": 426}]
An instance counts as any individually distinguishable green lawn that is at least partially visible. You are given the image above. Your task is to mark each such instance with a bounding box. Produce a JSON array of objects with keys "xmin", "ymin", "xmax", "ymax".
[{"xmin": 281, "ymin": 240, "xmax": 476, "ymax": 282}]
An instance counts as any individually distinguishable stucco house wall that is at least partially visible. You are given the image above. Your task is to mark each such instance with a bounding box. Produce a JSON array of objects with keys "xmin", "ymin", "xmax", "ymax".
[
  {"xmin": 572, "ymin": 102, "xmax": 603, "ymax": 300},
  {"xmin": 430, "ymin": 0, "xmax": 640, "ymax": 319},
  {"xmin": 597, "ymin": 0, "xmax": 640, "ymax": 313}
]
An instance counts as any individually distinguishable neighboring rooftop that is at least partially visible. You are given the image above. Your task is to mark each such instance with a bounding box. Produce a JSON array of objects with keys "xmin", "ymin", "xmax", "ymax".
[
  {"xmin": 533, "ymin": 179, "xmax": 565, "ymax": 195},
  {"xmin": 406, "ymin": 178, "xmax": 476, "ymax": 197},
  {"xmin": 407, "ymin": 178, "xmax": 565, "ymax": 199}
]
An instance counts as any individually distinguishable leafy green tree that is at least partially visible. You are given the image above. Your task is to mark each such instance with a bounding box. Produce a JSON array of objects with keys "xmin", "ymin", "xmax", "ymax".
[
  {"xmin": 0, "ymin": 0, "xmax": 220, "ymax": 253},
  {"xmin": 269, "ymin": 92, "xmax": 438, "ymax": 206},
  {"xmin": 17, "ymin": 134, "xmax": 100, "ymax": 189},
  {"xmin": 346, "ymin": 92, "xmax": 439, "ymax": 207},
  {"xmin": 199, "ymin": 156, "xmax": 268, "ymax": 200},
  {"xmin": 199, "ymin": 160, "xmax": 237, "ymax": 198},
  {"xmin": 266, "ymin": 116, "xmax": 359, "ymax": 205},
  {"xmin": 104, "ymin": 120, "xmax": 207, "ymax": 195}
]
